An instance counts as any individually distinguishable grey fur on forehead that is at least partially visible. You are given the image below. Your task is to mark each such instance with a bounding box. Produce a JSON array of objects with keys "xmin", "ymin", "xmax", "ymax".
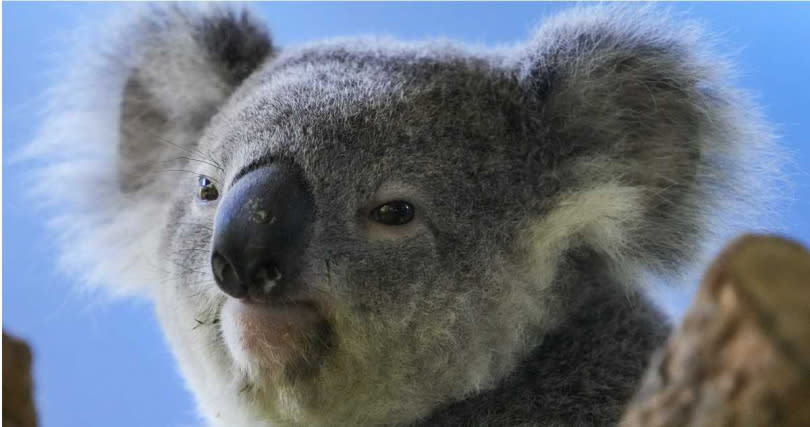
[{"xmin": 28, "ymin": 3, "xmax": 778, "ymax": 426}]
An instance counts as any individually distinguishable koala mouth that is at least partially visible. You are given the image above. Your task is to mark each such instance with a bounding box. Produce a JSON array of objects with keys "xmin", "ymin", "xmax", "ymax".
[{"xmin": 220, "ymin": 297, "xmax": 332, "ymax": 380}]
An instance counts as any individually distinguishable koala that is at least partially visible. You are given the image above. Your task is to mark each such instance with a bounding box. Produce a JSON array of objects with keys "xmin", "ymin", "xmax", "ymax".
[{"xmin": 31, "ymin": 4, "xmax": 774, "ymax": 426}]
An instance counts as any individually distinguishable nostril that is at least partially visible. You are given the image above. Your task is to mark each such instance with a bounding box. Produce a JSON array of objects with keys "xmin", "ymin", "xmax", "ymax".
[
  {"xmin": 211, "ymin": 252, "xmax": 246, "ymax": 298},
  {"xmin": 254, "ymin": 265, "xmax": 282, "ymax": 294}
]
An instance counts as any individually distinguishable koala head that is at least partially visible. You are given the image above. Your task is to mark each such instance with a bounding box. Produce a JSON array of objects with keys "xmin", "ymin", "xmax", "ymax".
[{"xmin": 33, "ymin": 4, "xmax": 774, "ymax": 426}]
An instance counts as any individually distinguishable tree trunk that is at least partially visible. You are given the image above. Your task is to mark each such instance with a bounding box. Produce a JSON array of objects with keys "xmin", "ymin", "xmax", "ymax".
[
  {"xmin": 621, "ymin": 235, "xmax": 810, "ymax": 427},
  {"xmin": 3, "ymin": 331, "xmax": 38, "ymax": 427}
]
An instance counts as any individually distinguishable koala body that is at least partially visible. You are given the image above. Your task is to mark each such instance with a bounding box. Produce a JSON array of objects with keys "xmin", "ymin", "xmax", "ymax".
[{"xmin": 32, "ymin": 5, "xmax": 773, "ymax": 426}]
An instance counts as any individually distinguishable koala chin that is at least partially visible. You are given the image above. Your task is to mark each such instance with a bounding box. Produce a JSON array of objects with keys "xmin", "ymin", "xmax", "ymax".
[{"xmin": 33, "ymin": 4, "xmax": 775, "ymax": 426}]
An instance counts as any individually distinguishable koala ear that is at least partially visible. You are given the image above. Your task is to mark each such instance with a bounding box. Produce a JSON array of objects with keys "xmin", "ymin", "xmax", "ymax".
[
  {"xmin": 518, "ymin": 7, "xmax": 775, "ymax": 279},
  {"xmin": 29, "ymin": 5, "xmax": 273, "ymax": 295},
  {"xmin": 119, "ymin": 5, "xmax": 273, "ymax": 192}
]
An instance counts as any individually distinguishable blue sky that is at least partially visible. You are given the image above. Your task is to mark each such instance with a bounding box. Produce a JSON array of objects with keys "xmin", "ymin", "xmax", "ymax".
[{"xmin": 3, "ymin": 3, "xmax": 809, "ymax": 426}]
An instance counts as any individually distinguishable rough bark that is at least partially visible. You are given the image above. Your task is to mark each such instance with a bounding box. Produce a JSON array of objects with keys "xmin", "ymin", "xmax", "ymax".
[{"xmin": 621, "ymin": 235, "xmax": 810, "ymax": 427}]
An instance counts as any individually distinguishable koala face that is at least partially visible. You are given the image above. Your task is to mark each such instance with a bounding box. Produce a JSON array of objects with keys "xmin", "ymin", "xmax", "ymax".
[
  {"xmin": 163, "ymin": 46, "xmax": 561, "ymax": 425},
  {"xmin": 34, "ymin": 5, "xmax": 774, "ymax": 426}
]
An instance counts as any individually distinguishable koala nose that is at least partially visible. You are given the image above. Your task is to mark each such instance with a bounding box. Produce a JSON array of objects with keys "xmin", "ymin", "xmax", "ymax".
[{"xmin": 210, "ymin": 162, "xmax": 315, "ymax": 300}]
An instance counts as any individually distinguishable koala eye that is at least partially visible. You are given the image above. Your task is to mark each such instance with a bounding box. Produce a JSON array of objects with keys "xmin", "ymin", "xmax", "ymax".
[
  {"xmin": 197, "ymin": 175, "xmax": 219, "ymax": 202},
  {"xmin": 370, "ymin": 200, "xmax": 414, "ymax": 226}
]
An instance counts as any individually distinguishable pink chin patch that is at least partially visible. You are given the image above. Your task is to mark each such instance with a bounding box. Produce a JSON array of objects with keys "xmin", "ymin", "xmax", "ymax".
[{"xmin": 220, "ymin": 298, "xmax": 325, "ymax": 373}]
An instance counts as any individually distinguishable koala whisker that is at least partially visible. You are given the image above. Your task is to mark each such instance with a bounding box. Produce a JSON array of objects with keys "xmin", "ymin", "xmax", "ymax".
[
  {"xmin": 164, "ymin": 156, "xmax": 225, "ymax": 174},
  {"xmin": 192, "ymin": 316, "xmax": 221, "ymax": 330},
  {"xmin": 120, "ymin": 120, "xmax": 225, "ymax": 171},
  {"xmin": 160, "ymin": 170, "xmax": 222, "ymax": 185},
  {"xmin": 149, "ymin": 132, "xmax": 225, "ymax": 171}
]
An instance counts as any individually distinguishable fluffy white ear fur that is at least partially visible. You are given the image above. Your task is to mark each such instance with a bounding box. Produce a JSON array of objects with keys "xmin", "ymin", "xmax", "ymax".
[
  {"xmin": 23, "ymin": 8, "xmax": 156, "ymax": 297},
  {"xmin": 521, "ymin": 6, "xmax": 783, "ymax": 290},
  {"xmin": 527, "ymin": 182, "xmax": 644, "ymax": 290},
  {"xmin": 23, "ymin": 4, "xmax": 267, "ymax": 297}
]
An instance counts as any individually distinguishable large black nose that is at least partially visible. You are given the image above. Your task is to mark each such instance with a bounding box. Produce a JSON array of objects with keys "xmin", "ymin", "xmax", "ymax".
[{"xmin": 211, "ymin": 162, "xmax": 314, "ymax": 300}]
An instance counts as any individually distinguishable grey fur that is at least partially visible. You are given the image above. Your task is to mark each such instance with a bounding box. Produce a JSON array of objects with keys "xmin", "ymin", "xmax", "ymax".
[{"xmin": 30, "ymin": 4, "xmax": 775, "ymax": 426}]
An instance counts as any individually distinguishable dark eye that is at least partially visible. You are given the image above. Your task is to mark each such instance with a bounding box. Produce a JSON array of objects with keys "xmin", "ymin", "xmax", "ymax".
[
  {"xmin": 370, "ymin": 200, "xmax": 415, "ymax": 226},
  {"xmin": 197, "ymin": 176, "xmax": 219, "ymax": 202}
]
